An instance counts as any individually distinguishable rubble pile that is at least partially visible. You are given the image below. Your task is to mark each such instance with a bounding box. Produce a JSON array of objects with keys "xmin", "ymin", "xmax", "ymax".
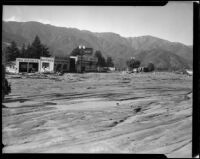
[
  {"xmin": 7, "ymin": 72, "xmax": 62, "ymax": 81},
  {"xmin": 61, "ymin": 73, "xmax": 82, "ymax": 81},
  {"xmin": 6, "ymin": 72, "xmax": 86, "ymax": 82}
]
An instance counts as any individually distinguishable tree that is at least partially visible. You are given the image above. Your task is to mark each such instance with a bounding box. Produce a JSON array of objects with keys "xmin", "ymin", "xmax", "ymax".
[
  {"xmin": 94, "ymin": 50, "xmax": 106, "ymax": 67},
  {"xmin": 27, "ymin": 35, "xmax": 50, "ymax": 58},
  {"xmin": 20, "ymin": 43, "xmax": 26, "ymax": 58},
  {"xmin": 5, "ymin": 41, "xmax": 20, "ymax": 62},
  {"xmin": 70, "ymin": 47, "xmax": 81, "ymax": 56},
  {"xmin": 147, "ymin": 62, "xmax": 155, "ymax": 72},
  {"xmin": 25, "ymin": 43, "xmax": 32, "ymax": 58},
  {"xmin": 126, "ymin": 58, "xmax": 140, "ymax": 70},
  {"xmin": 106, "ymin": 56, "xmax": 114, "ymax": 67},
  {"xmin": 2, "ymin": 64, "xmax": 11, "ymax": 101},
  {"xmin": 41, "ymin": 44, "xmax": 50, "ymax": 57},
  {"xmin": 2, "ymin": 48, "xmax": 6, "ymax": 65}
]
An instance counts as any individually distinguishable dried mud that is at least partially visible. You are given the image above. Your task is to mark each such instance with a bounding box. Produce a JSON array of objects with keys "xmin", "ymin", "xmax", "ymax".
[{"xmin": 2, "ymin": 72, "xmax": 192, "ymax": 157}]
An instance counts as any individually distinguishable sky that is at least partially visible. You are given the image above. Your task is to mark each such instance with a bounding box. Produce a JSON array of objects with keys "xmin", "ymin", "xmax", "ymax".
[{"xmin": 3, "ymin": 2, "xmax": 193, "ymax": 45}]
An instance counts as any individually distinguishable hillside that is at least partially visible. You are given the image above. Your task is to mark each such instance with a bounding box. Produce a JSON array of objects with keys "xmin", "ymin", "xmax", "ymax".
[
  {"xmin": 2, "ymin": 21, "xmax": 193, "ymax": 70},
  {"xmin": 127, "ymin": 36, "xmax": 193, "ymax": 64},
  {"xmin": 134, "ymin": 49, "xmax": 191, "ymax": 71}
]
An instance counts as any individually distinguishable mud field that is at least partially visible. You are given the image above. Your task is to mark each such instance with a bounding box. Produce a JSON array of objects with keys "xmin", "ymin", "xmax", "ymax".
[{"xmin": 2, "ymin": 72, "xmax": 192, "ymax": 157}]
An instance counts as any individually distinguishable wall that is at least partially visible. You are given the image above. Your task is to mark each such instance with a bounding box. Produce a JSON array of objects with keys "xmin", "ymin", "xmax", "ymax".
[
  {"xmin": 16, "ymin": 58, "xmax": 41, "ymax": 73},
  {"xmin": 54, "ymin": 58, "xmax": 70, "ymax": 72},
  {"xmin": 15, "ymin": 56, "xmax": 96, "ymax": 73},
  {"xmin": 6, "ymin": 63, "xmax": 17, "ymax": 73},
  {"xmin": 75, "ymin": 55, "xmax": 98, "ymax": 72},
  {"xmin": 40, "ymin": 57, "xmax": 55, "ymax": 73}
]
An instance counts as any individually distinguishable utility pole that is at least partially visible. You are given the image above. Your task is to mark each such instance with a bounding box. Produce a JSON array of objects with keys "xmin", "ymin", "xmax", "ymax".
[{"xmin": 79, "ymin": 45, "xmax": 85, "ymax": 73}]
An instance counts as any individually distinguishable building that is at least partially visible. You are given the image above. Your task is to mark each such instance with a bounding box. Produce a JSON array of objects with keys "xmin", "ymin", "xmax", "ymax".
[
  {"xmin": 16, "ymin": 58, "xmax": 41, "ymax": 73},
  {"xmin": 70, "ymin": 55, "xmax": 98, "ymax": 73},
  {"xmin": 5, "ymin": 61, "xmax": 18, "ymax": 73},
  {"xmin": 12, "ymin": 54, "xmax": 97, "ymax": 74},
  {"xmin": 53, "ymin": 57, "xmax": 70, "ymax": 73},
  {"xmin": 83, "ymin": 48, "xmax": 93, "ymax": 55},
  {"xmin": 69, "ymin": 47, "xmax": 97, "ymax": 72},
  {"xmin": 15, "ymin": 56, "xmax": 70, "ymax": 73},
  {"xmin": 8, "ymin": 45, "xmax": 98, "ymax": 74}
]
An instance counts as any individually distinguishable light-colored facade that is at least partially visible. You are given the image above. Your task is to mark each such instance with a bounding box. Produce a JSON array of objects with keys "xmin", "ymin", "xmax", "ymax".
[
  {"xmin": 15, "ymin": 57, "xmax": 70, "ymax": 73},
  {"xmin": 40, "ymin": 57, "xmax": 55, "ymax": 73},
  {"xmin": 13, "ymin": 55, "xmax": 97, "ymax": 74},
  {"xmin": 16, "ymin": 58, "xmax": 41, "ymax": 73},
  {"xmin": 6, "ymin": 61, "xmax": 18, "ymax": 73}
]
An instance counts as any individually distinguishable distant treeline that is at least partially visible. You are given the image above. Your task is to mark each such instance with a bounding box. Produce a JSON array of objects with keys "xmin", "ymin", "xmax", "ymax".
[
  {"xmin": 126, "ymin": 57, "xmax": 155, "ymax": 72},
  {"xmin": 3, "ymin": 35, "xmax": 50, "ymax": 63}
]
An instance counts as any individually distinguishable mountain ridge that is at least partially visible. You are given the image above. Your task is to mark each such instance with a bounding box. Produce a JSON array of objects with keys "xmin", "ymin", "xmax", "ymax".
[{"xmin": 2, "ymin": 21, "xmax": 193, "ymax": 70}]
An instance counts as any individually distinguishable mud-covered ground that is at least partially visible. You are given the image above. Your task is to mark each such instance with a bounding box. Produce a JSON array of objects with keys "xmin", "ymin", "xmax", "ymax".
[{"xmin": 2, "ymin": 72, "xmax": 192, "ymax": 157}]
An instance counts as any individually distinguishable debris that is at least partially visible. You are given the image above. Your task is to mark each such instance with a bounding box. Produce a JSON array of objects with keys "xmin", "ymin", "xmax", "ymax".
[
  {"xmin": 87, "ymin": 87, "xmax": 96, "ymax": 89},
  {"xmin": 134, "ymin": 107, "xmax": 141, "ymax": 113}
]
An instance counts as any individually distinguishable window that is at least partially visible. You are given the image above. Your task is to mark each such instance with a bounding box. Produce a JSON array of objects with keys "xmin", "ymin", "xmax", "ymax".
[
  {"xmin": 63, "ymin": 64, "xmax": 67, "ymax": 69},
  {"xmin": 42, "ymin": 62, "xmax": 49, "ymax": 68},
  {"xmin": 56, "ymin": 64, "xmax": 62, "ymax": 72}
]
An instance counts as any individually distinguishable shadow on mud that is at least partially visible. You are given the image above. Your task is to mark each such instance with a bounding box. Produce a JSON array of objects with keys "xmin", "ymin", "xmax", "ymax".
[{"xmin": 3, "ymin": 98, "xmax": 30, "ymax": 103}]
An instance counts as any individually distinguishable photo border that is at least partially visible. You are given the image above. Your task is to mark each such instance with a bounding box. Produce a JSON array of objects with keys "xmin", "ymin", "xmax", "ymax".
[{"xmin": 1, "ymin": 0, "xmax": 199, "ymax": 158}]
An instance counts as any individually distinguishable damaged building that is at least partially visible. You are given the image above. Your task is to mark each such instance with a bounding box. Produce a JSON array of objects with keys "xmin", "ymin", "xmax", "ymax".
[
  {"xmin": 11, "ymin": 54, "xmax": 97, "ymax": 74},
  {"xmin": 70, "ymin": 55, "xmax": 98, "ymax": 73},
  {"xmin": 6, "ymin": 46, "xmax": 98, "ymax": 74},
  {"xmin": 15, "ymin": 57, "xmax": 70, "ymax": 73},
  {"xmin": 69, "ymin": 47, "xmax": 98, "ymax": 73}
]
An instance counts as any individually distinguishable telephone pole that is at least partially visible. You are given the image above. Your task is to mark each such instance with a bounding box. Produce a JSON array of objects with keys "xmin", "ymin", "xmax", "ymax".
[{"xmin": 79, "ymin": 45, "xmax": 85, "ymax": 73}]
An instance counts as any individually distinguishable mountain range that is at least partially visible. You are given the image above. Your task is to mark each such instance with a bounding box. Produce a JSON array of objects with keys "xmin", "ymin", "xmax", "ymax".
[{"xmin": 2, "ymin": 21, "xmax": 193, "ymax": 70}]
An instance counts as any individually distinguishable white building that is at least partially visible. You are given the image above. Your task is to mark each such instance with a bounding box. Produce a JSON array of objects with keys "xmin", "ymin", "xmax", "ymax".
[
  {"xmin": 6, "ymin": 61, "xmax": 18, "ymax": 73},
  {"xmin": 15, "ymin": 57, "xmax": 70, "ymax": 73},
  {"xmin": 9, "ymin": 55, "xmax": 97, "ymax": 74}
]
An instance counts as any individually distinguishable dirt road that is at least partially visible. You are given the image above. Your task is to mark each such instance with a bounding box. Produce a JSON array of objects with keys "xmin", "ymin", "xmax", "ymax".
[{"xmin": 2, "ymin": 72, "xmax": 192, "ymax": 157}]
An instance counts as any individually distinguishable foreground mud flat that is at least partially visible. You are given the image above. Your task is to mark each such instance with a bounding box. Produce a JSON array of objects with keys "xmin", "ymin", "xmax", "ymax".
[{"xmin": 2, "ymin": 72, "xmax": 192, "ymax": 157}]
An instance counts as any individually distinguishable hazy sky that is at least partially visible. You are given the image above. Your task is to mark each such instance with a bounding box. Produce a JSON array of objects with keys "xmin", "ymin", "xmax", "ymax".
[{"xmin": 3, "ymin": 2, "xmax": 193, "ymax": 45}]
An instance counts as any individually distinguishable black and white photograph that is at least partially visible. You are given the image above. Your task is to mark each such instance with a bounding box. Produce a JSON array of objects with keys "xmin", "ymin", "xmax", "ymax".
[{"xmin": 2, "ymin": 2, "xmax": 194, "ymax": 157}]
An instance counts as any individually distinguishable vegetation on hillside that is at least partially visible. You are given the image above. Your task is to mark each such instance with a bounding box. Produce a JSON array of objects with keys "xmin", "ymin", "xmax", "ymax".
[
  {"xmin": 70, "ymin": 47, "xmax": 82, "ymax": 56},
  {"xmin": 126, "ymin": 58, "xmax": 141, "ymax": 70},
  {"xmin": 4, "ymin": 35, "xmax": 50, "ymax": 62},
  {"xmin": 126, "ymin": 57, "xmax": 155, "ymax": 72},
  {"xmin": 94, "ymin": 50, "xmax": 114, "ymax": 68},
  {"xmin": 146, "ymin": 62, "xmax": 155, "ymax": 72}
]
